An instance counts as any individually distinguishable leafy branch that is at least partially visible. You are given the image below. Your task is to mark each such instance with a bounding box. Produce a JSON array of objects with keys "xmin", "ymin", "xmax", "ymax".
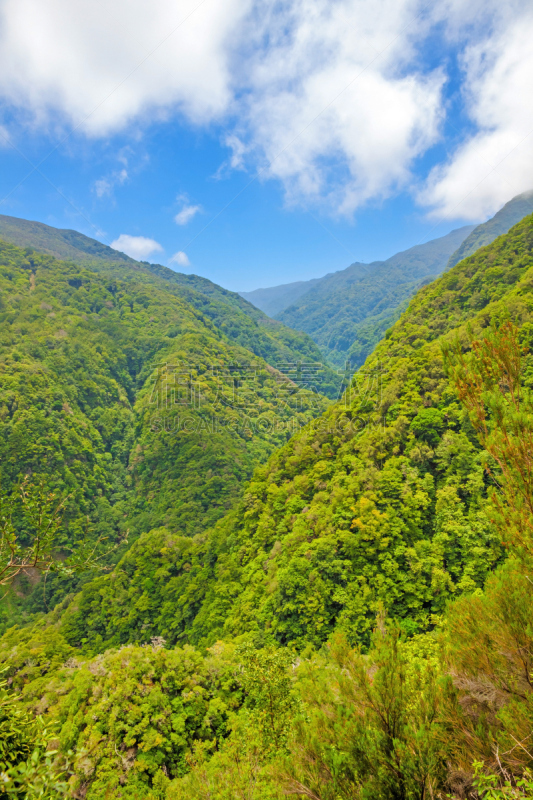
[
  {"xmin": 0, "ymin": 477, "xmax": 126, "ymax": 590},
  {"xmin": 443, "ymin": 321, "xmax": 533, "ymax": 558}
]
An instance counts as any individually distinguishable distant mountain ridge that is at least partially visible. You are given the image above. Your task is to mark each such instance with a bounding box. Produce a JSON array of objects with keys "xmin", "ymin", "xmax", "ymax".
[
  {"xmin": 240, "ymin": 277, "xmax": 324, "ymax": 317},
  {"xmin": 0, "ymin": 213, "xmax": 137, "ymax": 265},
  {"xmin": 238, "ymin": 228, "xmax": 471, "ymax": 319},
  {"xmin": 239, "ymin": 190, "xmax": 533, "ymax": 370},
  {"xmin": 275, "ymin": 225, "xmax": 475, "ymax": 368},
  {"xmin": 445, "ymin": 189, "xmax": 533, "ymax": 271},
  {"xmin": 0, "ymin": 213, "xmax": 341, "ymax": 397}
]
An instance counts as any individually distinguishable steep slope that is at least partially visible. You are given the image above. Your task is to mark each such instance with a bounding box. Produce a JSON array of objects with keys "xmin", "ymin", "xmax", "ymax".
[
  {"xmin": 445, "ymin": 189, "xmax": 533, "ymax": 271},
  {"xmin": 150, "ymin": 272, "xmax": 341, "ymax": 397},
  {"xmin": 58, "ymin": 214, "xmax": 533, "ymax": 656},
  {"xmin": 276, "ymin": 225, "xmax": 474, "ymax": 367},
  {"xmin": 0, "ymin": 240, "xmax": 330, "ymax": 620},
  {"xmin": 239, "ymin": 277, "xmax": 323, "ymax": 317},
  {"xmin": 3, "ymin": 216, "xmax": 533, "ymax": 800},
  {"xmin": 0, "ymin": 214, "xmax": 341, "ymax": 398},
  {"xmin": 0, "ymin": 214, "xmax": 138, "ymax": 265}
]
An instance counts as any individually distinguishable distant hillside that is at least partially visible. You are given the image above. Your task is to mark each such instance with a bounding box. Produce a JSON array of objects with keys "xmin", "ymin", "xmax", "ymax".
[
  {"xmin": 0, "ymin": 238, "xmax": 335, "ymax": 622},
  {"xmin": 0, "ymin": 214, "xmax": 341, "ymax": 398},
  {"xmin": 239, "ymin": 277, "xmax": 323, "ymax": 316},
  {"xmin": 0, "ymin": 213, "xmax": 136, "ymax": 265},
  {"xmin": 276, "ymin": 225, "xmax": 474, "ymax": 368},
  {"xmin": 242, "ymin": 191, "xmax": 533, "ymax": 372},
  {"xmin": 445, "ymin": 189, "xmax": 533, "ymax": 271}
]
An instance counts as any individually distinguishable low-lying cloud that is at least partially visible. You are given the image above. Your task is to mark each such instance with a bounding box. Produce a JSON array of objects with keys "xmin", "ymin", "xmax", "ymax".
[
  {"xmin": 169, "ymin": 251, "xmax": 191, "ymax": 267},
  {"xmin": 110, "ymin": 234, "xmax": 163, "ymax": 261}
]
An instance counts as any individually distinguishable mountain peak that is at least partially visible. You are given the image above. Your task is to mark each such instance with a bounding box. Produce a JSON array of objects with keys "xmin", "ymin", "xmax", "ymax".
[{"xmin": 445, "ymin": 189, "xmax": 533, "ymax": 271}]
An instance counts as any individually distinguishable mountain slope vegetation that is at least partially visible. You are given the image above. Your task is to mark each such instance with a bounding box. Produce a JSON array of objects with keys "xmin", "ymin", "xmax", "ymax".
[
  {"xmin": 240, "ymin": 226, "xmax": 475, "ymax": 323},
  {"xmin": 243, "ymin": 192, "xmax": 533, "ymax": 377},
  {"xmin": 52, "ymin": 214, "xmax": 533, "ymax": 657},
  {"xmin": 275, "ymin": 224, "xmax": 474, "ymax": 368},
  {"xmin": 3, "ymin": 216, "xmax": 533, "ymax": 799},
  {"xmin": 445, "ymin": 188, "xmax": 533, "ymax": 271},
  {"xmin": 0, "ymin": 239, "xmax": 331, "ymax": 620},
  {"xmin": 0, "ymin": 214, "xmax": 341, "ymax": 398},
  {"xmin": 0, "ymin": 214, "xmax": 139, "ymax": 266}
]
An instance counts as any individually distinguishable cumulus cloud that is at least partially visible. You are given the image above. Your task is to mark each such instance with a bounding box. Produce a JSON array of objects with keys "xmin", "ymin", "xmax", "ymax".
[
  {"xmin": 0, "ymin": 0, "xmax": 251, "ymax": 135},
  {"xmin": 421, "ymin": 5, "xmax": 533, "ymax": 219},
  {"xmin": 236, "ymin": 0, "xmax": 444, "ymax": 214},
  {"xmin": 175, "ymin": 203, "xmax": 202, "ymax": 225},
  {"xmin": 0, "ymin": 0, "xmax": 532, "ymax": 218},
  {"xmin": 110, "ymin": 234, "xmax": 163, "ymax": 260},
  {"xmin": 169, "ymin": 251, "xmax": 191, "ymax": 267}
]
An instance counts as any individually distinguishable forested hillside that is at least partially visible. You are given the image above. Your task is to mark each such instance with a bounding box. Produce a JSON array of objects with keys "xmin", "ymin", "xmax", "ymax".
[
  {"xmin": 58, "ymin": 214, "xmax": 533, "ymax": 656},
  {"xmin": 445, "ymin": 188, "xmax": 533, "ymax": 270},
  {"xmin": 0, "ymin": 214, "xmax": 341, "ymax": 398},
  {"xmin": 239, "ymin": 276, "xmax": 324, "ymax": 317},
  {"xmin": 0, "ymin": 214, "xmax": 139, "ymax": 265},
  {"xmin": 3, "ymin": 215, "xmax": 533, "ymax": 799},
  {"xmin": 0, "ymin": 239, "xmax": 333, "ymax": 621},
  {"xmin": 243, "ymin": 193, "xmax": 533, "ymax": 376},
  {"xmin": 240, "ymin": 226, "xmax": 475, "ymax": 322},
  {"xmin": 275, "ymin": 224, "xmax": 474, "ymax": 367}
]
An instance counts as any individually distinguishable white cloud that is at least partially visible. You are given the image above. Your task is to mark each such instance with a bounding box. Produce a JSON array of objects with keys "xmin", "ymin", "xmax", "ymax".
[
  {"xmin": 421, "ymin": 5, "xmax": 533, "ymax": 219},
  {"xmin": 214, "ymin": 134, "xmax": 248, "ymax": 178},
  {"xmin": 94, "ymin": 178, "xmax": 113, "ymax": 198},
  {"xmin": 235, "ymin": 0, "xmax": 444, "ymax": 214},
  {"xmin": 0, "ymin": 124, "xmax": 13, "ymax": 147},
  {"xmin": 169, "ymin": 251, "xmax": 191, "ymax": 267},
  {"xmin": 0, "ymin": 0, "xmax": 251, "ymax": 135},
  {"xmin": 225, "ymin": 135, "xmax": 247, "ymax": 170},
  {"xmin": 110, "ymin": 234, "xmax": 163, "ymax": 260},
  {"xmin": 0, "ymin": 0, "xmax": 532, "ymax": 218},
  {"xmin": 175, "ymin": 203, "xmax": 202, "ymax": 225},
  {"xmin": 94, "ymin": 168, "xmax": 128, "ymax": 198}
]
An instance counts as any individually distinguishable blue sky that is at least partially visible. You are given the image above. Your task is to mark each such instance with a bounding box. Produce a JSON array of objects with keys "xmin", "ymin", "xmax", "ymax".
[{"xmin": 0, "ymin": 0, "xmax": 531, "ymax": 292}]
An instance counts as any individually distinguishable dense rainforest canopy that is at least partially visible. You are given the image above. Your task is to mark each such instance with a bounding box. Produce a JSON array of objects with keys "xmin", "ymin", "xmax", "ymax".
[
  {"xmin": 275, "ymin": 224, "xmax": 473, "ymax": 369},
  {"xmin": 2, "ymin": 214, "xmax": 533, "ymax": 799},
  {"xmin": 57, "ymin": 213, "xmax": 533, "ymax": 655},
  {"xmin": 0, "ymin": 239, "xmax": 336, "ymax": 619}
]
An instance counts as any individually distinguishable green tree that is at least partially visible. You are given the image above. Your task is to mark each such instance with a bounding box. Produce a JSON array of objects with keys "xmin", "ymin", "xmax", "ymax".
[
  {"xmin": 237, "ymin": 643, "xmax": 299, "ymax": 755},
  {"xmin": 441, "ymin": 321, "xmax": 533, "ymax": 791},
  {"xmin": 443, "ymin": 320, "xmax": 533, "ymax": 559},
  {"xmin": 278, "ymin": 627, "xmax": 451, "ymax": 800},
  {"xmin": 0, "ymin": 479, "xmax": 104, "ymax": 797},
  {"xmin": 1, "ymin": 479, "xmax": 76, "ymax": 587},
  {"xmin": 0, "ymin": 697, "xmax": 69, "ymax": 799}
]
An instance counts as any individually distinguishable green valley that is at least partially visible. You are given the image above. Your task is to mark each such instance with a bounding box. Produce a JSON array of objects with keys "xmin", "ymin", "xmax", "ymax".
[
  {"xmin": 1, "ymin": 3, "xmax": 533, "ymax": 797},
  {"xmin": 253, "ymin": 224, "xmax": 476, "ymax": 368},
  {"xmin": 3, "ymin": 211, "xmax": 533, "ymax": 799},
  {"xmin": 59, "ymin": 211, "xmax": 533, "ymax": 656},
  {"xmin": 241, "ymin": 191, "xmax": 533, "ymax": 373},
  {"xmin": 0, "ymin": 238, "xmax": 333, "ymax": 621}
]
